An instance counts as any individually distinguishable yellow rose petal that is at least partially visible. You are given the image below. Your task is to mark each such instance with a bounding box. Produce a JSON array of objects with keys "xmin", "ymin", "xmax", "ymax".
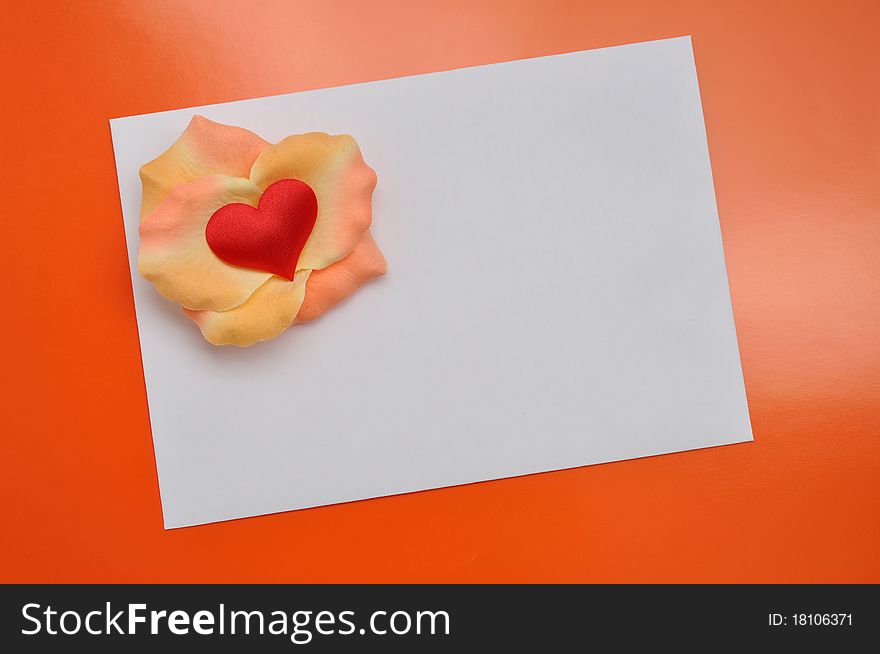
[
  {"xmin": 249, "ymin": 133, "xmax": 376, "ymax": 271},
  {"xmin": 185, "ymin": 270, "xmax": 310, "ymax": 346},
  {"xmin": 138, "ymin": 175, "xmax": 271, "ymax": 311},
  {"xmin": 139, "ymin": 115, "xmax": 268, "ymax": 216}
]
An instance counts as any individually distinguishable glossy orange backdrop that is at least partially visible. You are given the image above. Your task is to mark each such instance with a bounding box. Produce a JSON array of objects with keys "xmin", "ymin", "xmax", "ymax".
[{"xmin": 1, "ymin": 0, "xmax": 877, "ymax": 582}]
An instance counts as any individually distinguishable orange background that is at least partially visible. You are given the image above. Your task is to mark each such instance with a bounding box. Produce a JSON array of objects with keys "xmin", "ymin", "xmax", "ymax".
[{"xmin": 1, "ymin": 0, "xmax": 878, "ymax": 582}]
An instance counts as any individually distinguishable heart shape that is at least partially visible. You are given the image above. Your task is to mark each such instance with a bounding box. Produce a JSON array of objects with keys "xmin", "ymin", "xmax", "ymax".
[{"xmin": 206, "ymin": 179, "xmax": 318, "ymax": 280}]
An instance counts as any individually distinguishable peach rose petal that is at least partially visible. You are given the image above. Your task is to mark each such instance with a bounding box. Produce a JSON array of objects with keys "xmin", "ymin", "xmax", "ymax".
[
  {"xmin": 139, "ymin": 115, "xmax": 268, "ymax": 216},
  {"xmin": 295, "ymin": 231, "xmax": 388, "ymax": 324},
  {"xmin": 184, "ymin": 270, "xmax": 310, "ymax": 347},
  {"xmin": 249, "ymin": 133, "xmax": 376, "ymax": 271},
  {"xmin": 139, "ymin": 175, "xmax": 272, "ymax": 312}
]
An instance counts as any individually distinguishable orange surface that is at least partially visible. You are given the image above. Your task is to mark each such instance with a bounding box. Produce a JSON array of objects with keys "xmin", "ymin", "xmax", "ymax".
[{"xmin": 1, "ymin": 0, "xmax": 878, "ymax": 583}]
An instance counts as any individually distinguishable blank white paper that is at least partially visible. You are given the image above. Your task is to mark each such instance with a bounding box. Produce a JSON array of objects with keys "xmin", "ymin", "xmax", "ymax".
[{"xmin": 110, "ymin": 36, "xmax": 752, "ymax": 529}]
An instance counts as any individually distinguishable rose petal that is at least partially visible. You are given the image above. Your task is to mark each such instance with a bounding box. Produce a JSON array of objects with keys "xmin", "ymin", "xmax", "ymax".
[
  {"xmin": 184, "ymin": 270, "xmax": 310, "ymax": 346},
  {"xmin": 139, "ymin": 115, "xmax": 268, "ymax": 216},
  {"xmin": 295, "ymin": 230, "xmax": 387, "ymax": 323},
  {"xmin": 139, "ymin": 175, "xmax": 272, "ymax": 311},
  {"xmin": 249, "ymin": 133, "xmax": 376, "ymax": 271}
]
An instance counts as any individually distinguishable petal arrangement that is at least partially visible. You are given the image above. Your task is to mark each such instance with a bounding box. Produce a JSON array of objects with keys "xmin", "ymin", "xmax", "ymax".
[{"xmin": 137, "ymin": 116, "xmax": 386, "ymax": 346}]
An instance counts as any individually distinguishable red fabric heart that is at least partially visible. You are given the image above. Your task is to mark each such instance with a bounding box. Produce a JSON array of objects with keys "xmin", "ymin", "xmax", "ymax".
[{"xmin": 206, "ymin": 179, "xmax": 318, "ymax": 280}]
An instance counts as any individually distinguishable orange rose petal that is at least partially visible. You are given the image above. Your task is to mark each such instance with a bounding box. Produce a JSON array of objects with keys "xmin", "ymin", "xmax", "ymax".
[
  {"xmin": 139, "ymin": 115, "xmax": 268, "ymax": 216},
  {"xmin": 295, "ymin": 230, "xmax": 387, "ymax": 324},
  {"xmin": 138, "ymin": 175, "xmax": 272, "ymax": 311},
  {"xmin": 184, "ymin": 270, "xmax": 310, "ymax": 347},
  {"xmin": 249, "ymin": 133, "xmax": 376, "ymax": 271}
]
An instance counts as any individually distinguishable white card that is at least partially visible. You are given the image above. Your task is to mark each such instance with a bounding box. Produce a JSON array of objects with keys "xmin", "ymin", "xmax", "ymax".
[{"xmin": 111, "ymin": 36, "xmax": 752, "ymax": 529}]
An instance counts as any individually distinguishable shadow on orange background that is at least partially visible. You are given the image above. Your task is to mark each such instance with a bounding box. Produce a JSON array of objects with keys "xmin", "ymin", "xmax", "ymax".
[{"xmin": 0, "ymin": 0, "xmax": 877, "ymax": 582}]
